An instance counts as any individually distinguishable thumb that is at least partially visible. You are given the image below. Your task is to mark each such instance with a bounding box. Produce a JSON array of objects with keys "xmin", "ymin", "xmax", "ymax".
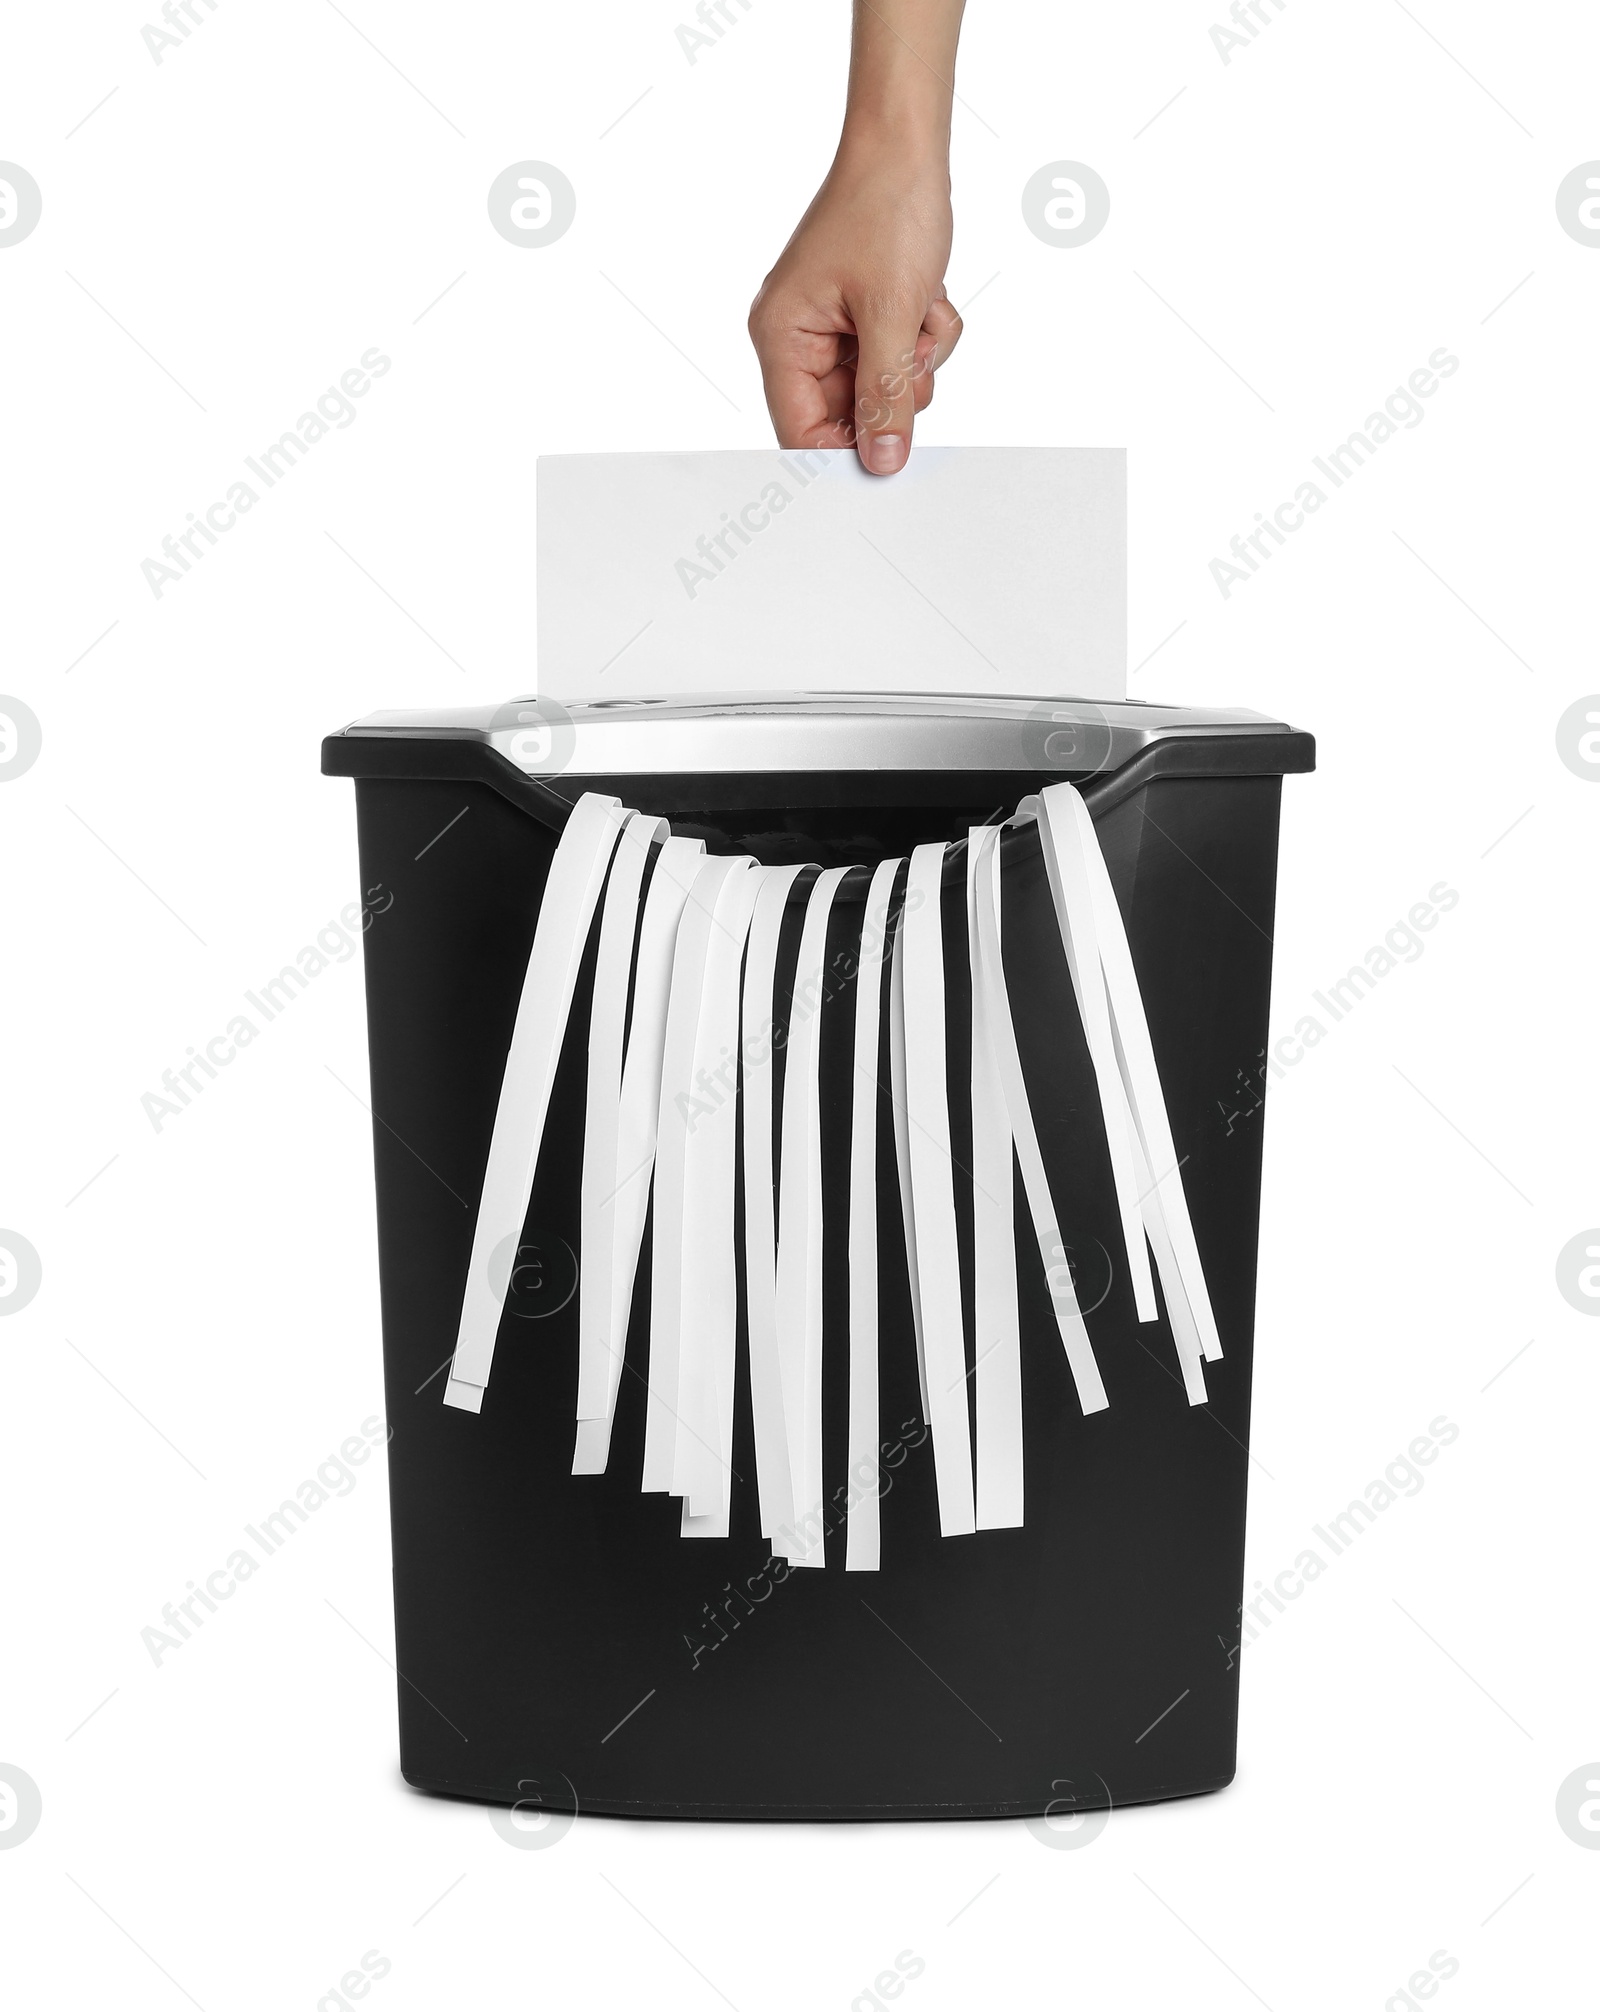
[{"xmin": 851, "ymin": 296, "xmax": 926, "ymax": 475}]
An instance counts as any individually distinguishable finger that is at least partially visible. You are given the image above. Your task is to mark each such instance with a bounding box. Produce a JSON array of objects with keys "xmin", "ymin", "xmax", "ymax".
[
  {"xmin": 749, "ymin": 295, "xmax": 853, "ymax": 448},
  {"xmin": 817, "ymin": 360, "xmax": 856, "ymax": 428},
  {"xmin": 904, "ymin": 307, "xmax": 955, "ymax": 417},
  {"xmin": 908, "ymin": 329, "xmax": 938, "ymax": 398},
  {"xmin": 922, "ymin": 295, "xmax": 964, "ymax": 372},
  {"xmin": 764, "ymin": 364, "xmax": 852, "ymax": 450},
  {"xmin": 756, "ymin": 345, "xmax": 846, "ymax": 449},
  {"xmin": 851, "ymin": 296, "xmax": 928, "ymax": 475}
]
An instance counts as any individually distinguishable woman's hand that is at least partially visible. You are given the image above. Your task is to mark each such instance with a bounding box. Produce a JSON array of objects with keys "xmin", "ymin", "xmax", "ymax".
[{"xmin": 748, "ymin": 0, "xmax": 967, "ymax": 476}]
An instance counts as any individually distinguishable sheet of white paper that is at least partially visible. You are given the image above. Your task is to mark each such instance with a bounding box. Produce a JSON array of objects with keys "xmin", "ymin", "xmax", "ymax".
[
  {"xmin": 446, "ymin": 793, "xmax": 625, "ymax": 1411},
  {"xmin": 537, "ymin": 448, "xmax": 1126, "ymax": 701},
  {"xmin": 846, "ymin": 859, "xmax": 899, "ymax": 1571},
  {"xmin": 967, "ymin": 827, "xmax": 1024, "ymax": 1532}
]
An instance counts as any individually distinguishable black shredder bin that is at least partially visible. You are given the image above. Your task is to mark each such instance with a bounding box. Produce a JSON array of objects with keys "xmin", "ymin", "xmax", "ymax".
[{"xmin": 322, "ymin": 692, "xmax": 1314, "ymax": 1821}]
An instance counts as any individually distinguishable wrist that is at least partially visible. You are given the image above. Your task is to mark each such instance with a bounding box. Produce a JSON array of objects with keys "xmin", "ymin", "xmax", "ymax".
[
  {"xmin": 835, "ymin": 111, "xmax": 951, "ymax": 181},
  {"xmin": 834, "ymin": 93, "xmax": 952, "ymax": 189}
]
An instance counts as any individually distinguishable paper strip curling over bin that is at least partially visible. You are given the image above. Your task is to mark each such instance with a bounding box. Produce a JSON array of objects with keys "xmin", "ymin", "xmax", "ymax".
[{"xmin": 323, "ymin": 692, "xmax": 1314, "ymax": 1821}]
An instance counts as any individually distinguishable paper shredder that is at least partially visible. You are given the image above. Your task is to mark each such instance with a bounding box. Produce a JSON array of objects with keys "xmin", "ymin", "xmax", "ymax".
[{"xmin": 321, "ymin": 692, "xmax": 1314, "ymax": 1820}]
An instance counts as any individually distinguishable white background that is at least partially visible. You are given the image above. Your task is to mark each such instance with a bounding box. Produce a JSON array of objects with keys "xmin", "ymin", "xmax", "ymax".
[{"xmin": 2, "ymin": 0, "xmax": 1597, "ymax": 2006}]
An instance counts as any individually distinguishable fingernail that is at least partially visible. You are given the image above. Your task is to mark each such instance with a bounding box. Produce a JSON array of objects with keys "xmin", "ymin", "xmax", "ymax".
[{"xmin": 863, "ymin": 433, "xmax": 908, "ymax": 475}]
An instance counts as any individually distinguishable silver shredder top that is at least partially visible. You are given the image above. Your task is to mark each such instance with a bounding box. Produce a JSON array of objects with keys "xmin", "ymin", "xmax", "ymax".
[{"xmin": 332, "ymin": 691, "xmax": 1303, "ymax": 778}]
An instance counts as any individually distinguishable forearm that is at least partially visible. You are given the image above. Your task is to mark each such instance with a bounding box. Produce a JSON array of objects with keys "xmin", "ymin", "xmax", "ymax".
[
  {"xmin": 748, "ymin": 0, "xmax": 967, "ymax": 467},
  {"xmin": 838, "ymin": 0, "xmax": 966, "ymax": 167}
]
